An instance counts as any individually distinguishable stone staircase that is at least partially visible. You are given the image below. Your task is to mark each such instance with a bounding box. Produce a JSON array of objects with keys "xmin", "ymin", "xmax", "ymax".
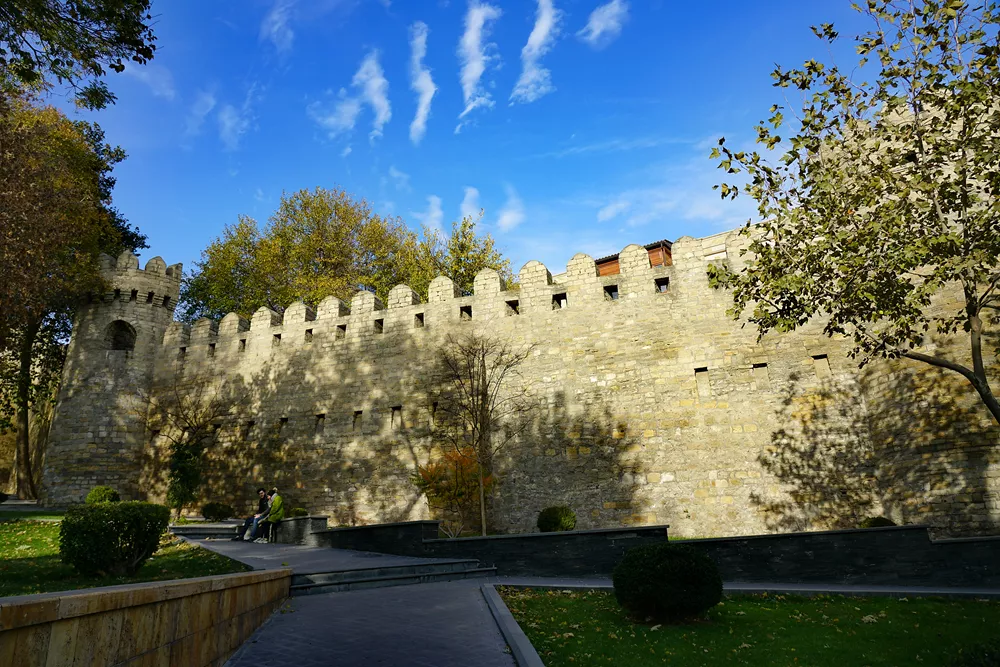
[{"xmin": 289, "ymin": 559, "xmax": 496, "ymax": 596}]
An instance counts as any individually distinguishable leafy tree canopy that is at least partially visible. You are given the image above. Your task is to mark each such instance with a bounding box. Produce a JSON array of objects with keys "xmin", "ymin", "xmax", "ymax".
[
  {"xmin": 709, "ymin": 0, "xmax": 1000, "ymax": 424},
  {"xmin": 0, "ymin": 0, "xmax": 157, "ymax": 109},
  {"xmin": 180, "ymin": 186, "xmax": 513, "ymax": 322}
]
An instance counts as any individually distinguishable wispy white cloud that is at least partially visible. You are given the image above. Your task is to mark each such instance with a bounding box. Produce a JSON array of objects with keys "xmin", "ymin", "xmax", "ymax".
[
  {"xmin": 388, "ymin": 165, "xmax": 411, "ymax": 192},
  {"xmin": 497, "ymin": 185, "xmax": 525, "ymax": 231},
  {"xmin": 460, "ymin": 186, "xmax": 481, "ymax": 220},
  {"xmin": 533, "ymin": 136, "xmax": 687, "ymax": 159},
  {"xmin": 577, "ymin": 0, "xmax": 628, "ymax": 49},
  {"xmin": 124, "ymin": 63, "xmax": 176, "ymax": 100},
  {"xmin": 217, "ymin": 83, "xmax": 261, "ymax": 151},
  {"xmin": 308, "ymin": 50, "xmax": 391, "ymax": 143},
  {"xmin": 414, "ymin": 195, "xmax": 444, "ymax": 232},
  {"xmin": 408, "ymin": 21, "xmax": 437, "ymax": 145},
  {"xmin": 185, "ymin": 90, "xmax": 216, "ymax": 136},
  {"xmin": 340, "ymin": 145, "xmax": 353, "ymax": 157},
  {"xmin": 456, "ymin": 1, "xmax": 502, "ymax": 132},
  {"xmin": 260, "ymin": 0, "xmax": 296, "ymax": 53},
  {"xmin": 511, "ymin": 0, "xmax": 560, "ymax": 104},
  {"xmin": 597, "ymin": 199, "xmax": 630, "ymax": 222}
]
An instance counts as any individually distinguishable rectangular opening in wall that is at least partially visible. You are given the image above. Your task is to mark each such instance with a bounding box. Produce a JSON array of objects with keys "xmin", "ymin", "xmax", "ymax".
[
  {"xmin": 352, "ymin": 410, "xmax": 363, "ymax": 432},
  {"xmin": 655, "ymin": 277, "xmax": 670, "ymax": 293},
  {"xmin": 552, "ymin": 292, "xmax": 568, "ymax": 310},
  {"xmin": 278, "ymin": 417, "xmax": 288, "ymax": 435},
  {"xmin": 114, "ymin": 288, "xmax": 121, "ymax": 301},
  {"xmin": 315, "ymin": 414, "xmax": 326, "ymax": 436},
  {"xmin": 162, "ymin": 296, "xmax": 171, "ymax": 309},
  {"xmin": 304, "ymin": 329, "xmax": 313, "ymax": 343},
  {"xmin": 694, "ymin": 367, "xmax": 711, "ymax": 398},
  {"xmin": 603, "ymin": 285, "xmax": 619, "ymax": 301},
  {"xmin": 460, "ymin": 305, "xmax": 473, "ymax": 321},
  {"xmin": 149, "ymin": 429, "xmax": 160, "ymax": 444},
  {"xmin": 812, "ymin": 354, "xmax": 831, "ymax": 379},
  {"xmin": 146, "ymin": 291, "xmax": 154, "ymax": 304},
  {"xmin": 430, "ymin": 401, "xmax": 438, "ymax": 428},
  {"xmin": 373, "ymin": 318, "xmax": 384, "ymax": 334},
  {"xmin": 238, "ymin": 338, "xmax": 247, "ymax": 352},
  {"xmin": 752, "ymin": 362, "xmax": 770, "ymax": 390},
  {"xmin": 208, "ymin": 343, "xmax": 216, "ymax": 358},
  {"xmin": 240, "ymin": 421, "xmax": 255, "ymax": 441},
  {"xmin": 272, "ymin": 333, "xmax": 281, "ymax": 347},
  {"xmin": 129, "ymin": 289, "xmax": 138, "ymax": 302},
  {"xmin": 178, "ymin": 347, "xmax": 186, "ymax": 360},
  {"xmin": 505, "ymin": 299, "xmax": 519, "ymax": 316},
  {"xmin": 414, "ymin": 313, "xmax": 425, "ymax": 328},
  {"xmin": 210, "ymin": 422, "xmax": 222, "ymax": 441},
  {"xmin": 336, "ymin": 324, "xmax": 347, "ymax": 339},
  {"xmin": 391, "ymin": 406, "xmax": 402, "ymax": 431}
]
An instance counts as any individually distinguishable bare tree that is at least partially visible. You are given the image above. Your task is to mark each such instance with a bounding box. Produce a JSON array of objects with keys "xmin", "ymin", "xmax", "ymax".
[{"xmin": 435, "ymin": 332, "xmax": 534, "ymax": 536}]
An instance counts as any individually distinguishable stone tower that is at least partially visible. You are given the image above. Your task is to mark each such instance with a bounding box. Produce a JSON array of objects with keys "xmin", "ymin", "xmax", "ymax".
[{"xmin": 41, "ymin": 251, "xmax": 181, "ymax": 504}]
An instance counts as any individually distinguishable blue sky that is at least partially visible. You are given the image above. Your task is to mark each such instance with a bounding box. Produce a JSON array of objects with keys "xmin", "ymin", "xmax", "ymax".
[{"xmin": 70, "ymin": 0, "xmax": 869, "ymax": 277}]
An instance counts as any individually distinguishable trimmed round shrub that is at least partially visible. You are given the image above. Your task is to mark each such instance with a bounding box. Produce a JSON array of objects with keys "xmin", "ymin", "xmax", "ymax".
[
  {"xmin": 289, "ymin": 507, "xmax": 308, "ymax": 518},
  {"xmin": 948, "ymin": 639, "xmax": 1000, "ymax": 667},
  {"xmin": 59, "ymin": 501, "xmax": 170, "ymax": 577},
  {"xmin": 537, "ymin": 506, "xmax": 577, "ymax": 533},
  {"xmin": 85, "ymin": 485, "xmax": 120, "ymax": 504},
  {"xmin": 613, "ymin": 543, "xmax": 723, "ymax": 622},
  {"xmin": 859, "ymin": 516, "xmax": 896, "ymax": 529},
  {"xmin": 201, "ymin": 502, "xmax": 234, "ymax": 522}
]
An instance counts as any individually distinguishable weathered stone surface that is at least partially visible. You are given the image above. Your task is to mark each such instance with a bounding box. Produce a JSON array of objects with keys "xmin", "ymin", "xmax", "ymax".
[{"xmin": 41, "ymin": 229, "xmax": 1000, "ymax": 537}]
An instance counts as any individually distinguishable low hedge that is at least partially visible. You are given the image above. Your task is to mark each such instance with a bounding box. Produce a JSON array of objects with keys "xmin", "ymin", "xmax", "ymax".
[
  {"xmin": 201, "ymin": 502, "xmax": 234, "ymax": 522},
  {"xmin": 85, "ymin": 485, "xmax": 120, "ymax": 504},
  {"xmin": 59, "ymin": 501, "xmax": 171, "ymax": 577},
  {"xmin": 537, "ymin": 506, "xmax": 577, "ymax": 532},
  {"xmin": 289, "ymin": 507, "xmax": 308, "ymax": 517},
  {"xmin": 859, "ymin": 516, "xmax": 897, "ymax": 528},
  {"xmin": 613, "ymin": 543, "xmax": 723, "ymax": 622}
]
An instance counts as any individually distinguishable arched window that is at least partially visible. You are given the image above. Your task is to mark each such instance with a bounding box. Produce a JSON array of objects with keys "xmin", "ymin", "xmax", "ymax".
[{"xmin": 105, "ymin": 320, "xmax": 137, "ymax": 351}]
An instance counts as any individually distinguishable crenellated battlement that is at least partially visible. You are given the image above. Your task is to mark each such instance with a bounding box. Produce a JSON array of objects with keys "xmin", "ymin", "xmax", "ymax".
[{"xmin": 96, "ymin": 250, "xmax": 183, "ymax": 312}]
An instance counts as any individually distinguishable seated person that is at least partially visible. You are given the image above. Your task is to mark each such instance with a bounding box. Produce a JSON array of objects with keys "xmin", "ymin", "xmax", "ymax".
[
  {"xmin": 255, "ymin": 487, "xmax": 285, "ymax": 543},
  {"xmin": 233, "ymin": 488, "xmax": 268, "ymax": 541}
]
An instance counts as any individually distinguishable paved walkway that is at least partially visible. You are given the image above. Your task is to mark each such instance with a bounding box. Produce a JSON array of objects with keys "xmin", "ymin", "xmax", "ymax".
[{"xmin": 225, "ymin": 579, "xmax": 515, "ymax": 667}]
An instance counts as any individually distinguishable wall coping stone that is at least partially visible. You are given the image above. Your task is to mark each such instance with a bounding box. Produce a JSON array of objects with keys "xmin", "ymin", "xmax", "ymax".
[
  {"xmin": 0, "ymin": 567, "xmax": 291, "ymax": 632},
  {"xmin": 674, "ymin": 525, "xmax": 930, "ymax": 544},
  {"xmin": 423, "ymin": 524, "xmax": 670, "ymax": 545},
  {"xmin": 318, "ymin": 520, "xmax": 439, "ymax": 533}
]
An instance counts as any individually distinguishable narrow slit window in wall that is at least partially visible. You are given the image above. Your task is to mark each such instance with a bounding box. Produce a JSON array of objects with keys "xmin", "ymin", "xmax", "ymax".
[
  {"xmin": 114, "ymin": 289, "xmax": 121, "ymax": 301},
  {"xmin": 146, "ymin": 291, "xmax": 154, "ymax": 304},
  {"xmin": 278, "ymin": 417, "xmax": 288, "ymax": 435},
  {"xmin": 752, "ymin": 362, "xmax": 769, "ymax": 390},
  {"xmin": 414, "ymin": 313, "xmax": 425, "ymax": 328},
  {"xmin": 352, "ymin": 410, "xmax": 363, "ymax": 432},
  {"xmin": 241, "ymin": 421, "xmax": 255, "ymax": 441},
  {"xmin": 162, "ymin": 296, "xmax": 171, "ymax": 309},
  {"xmin": 178, "ymin": 347, "xmax": 186, "ymax": 360},
  {"xmin": 129, "ymin": 289, "xmax": 138, "ymax": 302},
  {"xmin": 336, "ymin": 324, "xmax": 347, "ymax": 339},
  {"xmin": 150, "ymin": 429, "xmax": 160, "ymax": 444},
  {"xmin": 430, "ymin": 401, "xmax": 438, "ymax": 428},
  {"xmin": 208, "ymin": 343, "xmax": 216, "ymax": 358},
  {"xmin": 238, "ymin": 338, "xmax": 247, "ymax": 352},
  {"xmin": 460, "ymin": 305, "xmax": 472, "ymax": 321},
  {"xmin": 552, "ymin": 293, "xmax": 568, "ymax": 310},
  {"xmin": 604, "ymin": 285, "xmax": 619, "ymax": 301},
  {"xmin": 812, "ymin": 354, "xmax": 831, "ymax": 378},
  {"xmin": 391, "ymin": 406, "xmax": 402, "ymax": 431},
  {"xmin": 695, "ymin": 367, "xmax": 711, "ymax": 398},
  {"xmin": 373, "ymin": 319, "xmax": 384, "ymax": 334},
  {"xmin": 315, "ymin": 414, "xmax": 326, "ymax": 436},
  {"xmin": 272, "ymin": 333, "xmax": 281, "ymax": 347},
  {"xmin": 506, "ymin": 300, "xmax": 520, "ymax": 316},
  {"xmin": 655, "ymin": 277, "xmax": 670, "ymax": 293},
  {"xmin": 304, "ymin": 329, "xmax": 313, "ymax": 343}
]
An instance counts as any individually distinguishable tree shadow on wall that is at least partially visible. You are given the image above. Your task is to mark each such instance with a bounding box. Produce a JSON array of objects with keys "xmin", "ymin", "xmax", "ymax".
[
  {"xmin": 491, "ymin": 390, "xmax": 656, "ymax": 533},
  {"xmin": 754, "ymin": 361, "xmax": 999, "ymax": 536}
]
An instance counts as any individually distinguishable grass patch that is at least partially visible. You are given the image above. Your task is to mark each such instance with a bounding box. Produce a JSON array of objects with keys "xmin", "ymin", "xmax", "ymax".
[
  {"xmin": 0, "ymin": 519, "xmax": 251, "ymax": 598},
  {"xmin": 0, "ymin": 510, "xmax": 64, "ymax": 521},
  {"xmin": 499, "ymin": 587, "xmax": 1000, "ymax": 666}
]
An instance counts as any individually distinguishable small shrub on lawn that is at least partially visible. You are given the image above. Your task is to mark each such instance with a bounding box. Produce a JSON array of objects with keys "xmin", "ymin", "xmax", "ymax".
[
  {"xmin": 85, "ymin": 486, "xmax": 120, "ymax": 504},
  {"xmin": 537, "ymin": 506, "xmax": 576, "ymax": 532},
  {"xmin": 949, "ymin": 638, "xmax": 1000, "ymax": 667},
  {"xmin": 201, "ymin": 502, "xmax": 234, "ymax": 522},
  {"xmin": 59, "ymin": 502, "xmax": 170, "ymax": 576},
  {"xmin": 289, "ymin": 507, "xmax": 308, "ymax": 517},
  {"xmin": 613, "ymin": 543, "xmax": 723, "ymax": 622},
  {"xmin": 859, "ymin": 516, "xmax": 897, "ymax": 528}
]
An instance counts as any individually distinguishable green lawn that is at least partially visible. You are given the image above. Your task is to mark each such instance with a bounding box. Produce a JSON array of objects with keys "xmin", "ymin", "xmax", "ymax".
[
  {"xmin": 499, "ymin": 587, "xmax": 1000, "ymax": 666},
  {"xmin": 0, "ymin": 510, "xmax": 65, "ymax": 521},
  {"xmin": 0, "ymin": 519, "xmax": 251, "ymax": 598}
]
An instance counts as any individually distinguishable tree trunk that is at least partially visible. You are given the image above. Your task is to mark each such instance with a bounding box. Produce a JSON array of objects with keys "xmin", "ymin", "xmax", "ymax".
[
  {"xmin": 15, "ymin": 318, "xmax": 40, "ymax": 499},
  {"xmin": 477, "ymin": 463, "xmax": 487, "ymax": 537}
]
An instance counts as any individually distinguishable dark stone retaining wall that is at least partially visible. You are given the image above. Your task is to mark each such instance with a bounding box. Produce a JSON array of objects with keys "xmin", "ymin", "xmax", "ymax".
[
  {"xmin": 307, "ymin": 521, "xmax": 1000, "ymax": 587},
  {"xmin": 274, "ymin": 516, "xmax": 329, "ymax": 545}
]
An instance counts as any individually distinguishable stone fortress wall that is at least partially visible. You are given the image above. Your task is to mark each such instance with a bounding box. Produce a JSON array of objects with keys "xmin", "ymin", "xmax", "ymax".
[{"xmin": 41, "ymin": 230, "xmax": 1000, "ymax": 537}]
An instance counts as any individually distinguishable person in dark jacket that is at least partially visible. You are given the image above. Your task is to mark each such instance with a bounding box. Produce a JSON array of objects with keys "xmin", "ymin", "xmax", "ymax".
[{"xmin": 232, "ymin": 488, "xmax": 268, "ymax": 541}]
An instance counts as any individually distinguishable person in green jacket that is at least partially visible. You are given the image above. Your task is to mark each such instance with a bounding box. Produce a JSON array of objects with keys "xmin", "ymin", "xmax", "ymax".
[{"xmin": 258, "ymin": 487, "xmax": 284, "ymax": 543}]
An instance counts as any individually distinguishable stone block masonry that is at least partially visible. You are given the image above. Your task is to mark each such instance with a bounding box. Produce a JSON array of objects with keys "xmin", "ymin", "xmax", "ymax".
[{"xmin": 41, "ymin": 230, "xmax": 1000, "ymax": 538}]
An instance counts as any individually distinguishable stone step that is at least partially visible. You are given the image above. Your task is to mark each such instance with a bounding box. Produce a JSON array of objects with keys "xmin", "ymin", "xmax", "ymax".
[
  {"xmin": 290, "ymin": 562, "xmax": 496, "ymax": 596},
  {"xmin": 170, "ymin": 523, "xmax": 241, "ymax": 540}
]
